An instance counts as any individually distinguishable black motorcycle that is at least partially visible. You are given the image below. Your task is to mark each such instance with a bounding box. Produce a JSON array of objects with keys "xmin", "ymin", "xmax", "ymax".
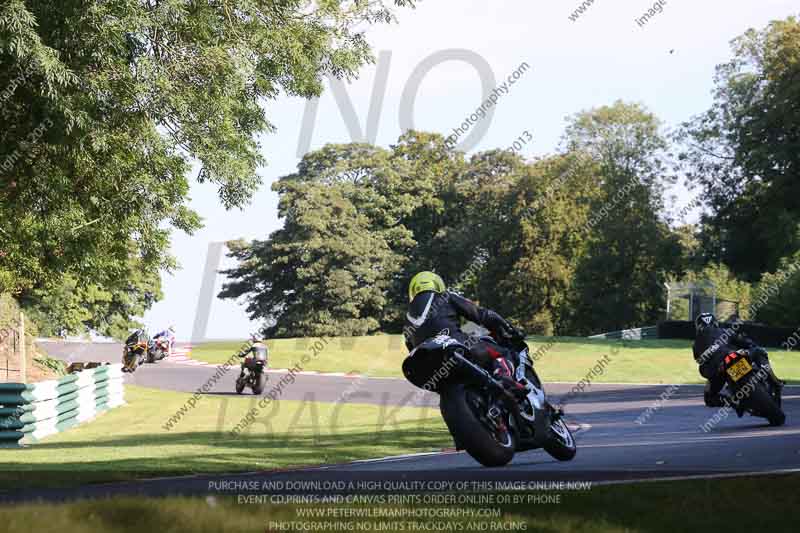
[
  {"xmin": 235, "ymin": 341, "xmax": 269, "ymax": 395},
  {"xmin": 403, "ymin": 333, "xmax": 576, "ymax": 467},
  {"xmin": 122, "ymin": 330, "xmax": 149, "ymax": 373},
  {"xmin": 720, "ymin": 348, "xmax": 785, "ymax": 426}
]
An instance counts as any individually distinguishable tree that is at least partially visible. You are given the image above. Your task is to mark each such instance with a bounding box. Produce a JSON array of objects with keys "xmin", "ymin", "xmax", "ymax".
[
  {"xmin": 672, "ymin": 224, "xmax": 704, "ymax": 273},
  {"xmin": 667, "ymin": 263, "xmax": 752, "ymax": 322},
  {"xmin": 380, "ymin": 131, "xmax": 468, "ymax": 327},
  {"xmin": 0, "ymin": 0, "xmax": 412, "ymax": 332},
  {"xmin": 219, "ymin": 133, "xmax": 509, "ymax": 336},
  {"xmin": 679, "ymin": 16, "xmax": 800, "ymax": 281},
  {"xmin": 753, "ymin": 252, "xmax": 800, "ymax": 327},
  {"xmin": 220, "ymin": 184, "xmax": 404, "ymax": 337},
  {"xmin": 19, "ymin": 251, "xmax": 162, "ymax": 339},
  {"xmin": 563, "ymin": 101, "xmax": 682, "ymax": 334},
  {"xmin": 440, "ymin": 150, "xmax": 600, "ymax": 335}
]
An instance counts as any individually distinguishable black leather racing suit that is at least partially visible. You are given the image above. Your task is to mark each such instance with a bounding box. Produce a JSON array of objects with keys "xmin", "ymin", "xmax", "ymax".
[
  {"xmin": 693, "ymin": 325, "xmax": 759, "ymax": 405},
  {"xmin": 403, "ymin": 290, "xmax": 515, "ymax": 372}
]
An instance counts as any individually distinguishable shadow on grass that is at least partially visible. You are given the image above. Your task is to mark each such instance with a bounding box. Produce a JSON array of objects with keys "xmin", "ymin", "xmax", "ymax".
[{"xmin": 0, "ymin": 418, "xmax": 451, "ymax": 490}]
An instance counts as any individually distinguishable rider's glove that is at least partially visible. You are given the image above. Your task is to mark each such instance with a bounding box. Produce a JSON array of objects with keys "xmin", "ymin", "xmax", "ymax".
[{"xmin": 499, "ymin": 323, "xmax": 525, "ymax": 342}]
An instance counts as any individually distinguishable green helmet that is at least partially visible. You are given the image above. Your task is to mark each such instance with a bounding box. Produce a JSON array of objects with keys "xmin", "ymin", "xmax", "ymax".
[{"xmin": 408, "ymin": 271, "xmax": 446, "ymax": 301}]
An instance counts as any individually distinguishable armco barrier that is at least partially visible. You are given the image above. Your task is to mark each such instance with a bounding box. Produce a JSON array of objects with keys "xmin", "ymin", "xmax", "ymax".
[
  {"xmin": 588, "ymin": 326, "xmax": 658, "ymax": 340},
  {"xmin": 0, "ymin": 363, "xmax": 125, "ymax": 448},
  {"xmin": 657, "ymin": 321, "xmax": 798, "ymax": 347}
]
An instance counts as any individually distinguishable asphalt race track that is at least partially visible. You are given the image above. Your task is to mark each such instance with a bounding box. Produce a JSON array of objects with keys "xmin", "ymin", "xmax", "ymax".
[{"xmin": 14, "ymin": 340, "xmax": 799, "ymax": 502}]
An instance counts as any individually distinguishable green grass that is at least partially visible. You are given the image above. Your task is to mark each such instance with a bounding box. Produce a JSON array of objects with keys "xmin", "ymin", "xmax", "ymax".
[
  {"xmin": 2, "ymin": 475, "xmax": 799, "ymax": 532},
  {"xmin": 192, "ymin": 334, "xmax": 407, "ymax": 376},
  {"xmin": 191, "ymin": 335, "xmax": 800, "ymax": 384},
  {"xmin": 0, "ymin": 385, "xmax": 450, "ymax": 489}
]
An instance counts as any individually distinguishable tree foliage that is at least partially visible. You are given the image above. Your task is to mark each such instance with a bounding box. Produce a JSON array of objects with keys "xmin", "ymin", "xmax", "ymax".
[
  {"xmin": 0, "ymin": 0, "xmax": 412, "ymax": 336},
  {"xmin": 679, "ymin": 15, "xmax": 800, "ymax": 281},
  {"xmin": 563, "ymin": 101, "xmax": 682, "ymax": 334},
  {"xmin": 223, "ymin": 112, "xmax": 683, "ymax": 337},
  {"xmin": 754, "ymin": 252, "xmax": 800, "ymax": 327}
]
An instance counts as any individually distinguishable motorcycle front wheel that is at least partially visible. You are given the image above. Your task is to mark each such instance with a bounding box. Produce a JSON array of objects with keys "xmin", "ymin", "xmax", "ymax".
[
  {"xmin": 440, "ymin": 384, "xmax": 515, "ymax": 467},
  {"xmin": 252, "ymin": 371, "xmax": 267, "ymax": 395},
  {"xmin": 543, "ymin": 417, "xmax": 577, "ymax": 461}
]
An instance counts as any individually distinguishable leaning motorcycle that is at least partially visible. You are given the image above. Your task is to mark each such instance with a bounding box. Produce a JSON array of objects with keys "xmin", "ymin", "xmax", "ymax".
[
  {"xmin": 122, "ymin": 337, "xmax": 149, "ymax": 373},
  {"xmin": 403, "ymin": 333, "xmax": 576, "ymax": 467},
  {"xmin": 720, "ymin": 348, "xmax": 785, "ymax": 426},
  {"xmin": 148, "ymin": 337, "xmax": 170, "ymax": 363},
  {"xmin": 235, "ymin": 342, "xmax": 269, "ymax": 395}
]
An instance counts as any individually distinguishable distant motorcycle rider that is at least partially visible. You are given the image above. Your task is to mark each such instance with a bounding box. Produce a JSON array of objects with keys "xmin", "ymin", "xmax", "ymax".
[
  {"xmin": 403, "ymin": 272, "xmax": 526, "ymax": 396},
  {"xmin": 693, "ymin": 313, "xmax": 782, "ymax": 408},
  {"xmin": 153, "ymin": 325, "xmax": 176, "ymax": 355},
  {"xmin": 122, "ymin": 328, "xmax": 149, "ymax": 372},
  {"xmin": 238, "ymin": 339, "xmax": 268, "ymax": 361}
]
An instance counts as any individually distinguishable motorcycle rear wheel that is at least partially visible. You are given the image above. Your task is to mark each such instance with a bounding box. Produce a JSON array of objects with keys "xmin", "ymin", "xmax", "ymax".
[
  {"xmin": 252, "ymin": 372, "xmax": 267, "ymax": 395},
  {"xmin": 440, "ymin": 384, "xmax": 515, "ymax": 467},
  {"xmin": 747, "ymin": 385, "xmax": 785, "ymax": 426}
]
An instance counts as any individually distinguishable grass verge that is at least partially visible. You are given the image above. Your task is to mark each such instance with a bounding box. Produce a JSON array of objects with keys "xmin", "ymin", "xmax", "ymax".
[
  {"xmin": 0, "ymin": 385, "xmax": 450, "ymax": 489},
  {"xmin": 1, "ymin": 475, "xmax": 799, "ymax": 532},
  {"xmin": 191, "ymin": 335, "xmax": 800, "ymax": 384}
]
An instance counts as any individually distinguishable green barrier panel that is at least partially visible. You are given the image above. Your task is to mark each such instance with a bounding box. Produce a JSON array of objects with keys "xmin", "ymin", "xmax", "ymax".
[
  {"xmin": 50, "ymin": 388, "xmax": 80, "ymax": 407},
  {"xmin": 0, "ymin": 383, "xmax": 29, "ymax": 393},
  {"xmin": 23, "ymin": 417, "xmax": 80, "ymax": 443},
  {"xmin": 0, "ymin": 418, "xmax": 23, "ymax": 430},
  {"xmin": 0, "ymin": 388, "xmax": 79, "ymax": 415},
  {"xmin": 49, "ymin": 405, "xmax": 81, "ymax": 427},
  {"xmin": 92, "ymin": 366, "xmax": 111, "ymax": 377},
  {"xmin": 20, "ymin": 407, "xmax": 80, "ymax": 436},
  {"xmin": 24, "ymin": 379, "xmax": 82, "ymax": 402},
  {"xmin": 0, "ymin": 406, "xmax": 24, "ymax": 417},
  {"xmin": 94, "ymin": 391, "xmax": 109, "ymax": 406},
  {"xmin": 22, "ymin": 411, "xmax": 95, "ymax": 444},
  {"xmin": 16, "ymin": 398, "xmax": 82, "ymax": 425},
  {"xmin": 57, "ymin": 373, "xmax": 80, "ymax": 386},
  {"xmin": 0, "ymin": 393, "xmax": 26, "ymax": 406},
  {"xmin": 0, "ymin": 431, "xmax": 24, "ymax": 448},
  {"xmin": 2, "ymin": 380, "xmax": 122, "ymax": 428},
  {"xmin": 2, "ymin": 365, "xmax": 125, "ymax": 446}
]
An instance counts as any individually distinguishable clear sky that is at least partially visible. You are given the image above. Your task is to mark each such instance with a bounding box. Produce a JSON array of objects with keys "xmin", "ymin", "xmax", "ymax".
[{"xmin": 143, "ymin": 0, "xmax": 800, "ymax": 341}]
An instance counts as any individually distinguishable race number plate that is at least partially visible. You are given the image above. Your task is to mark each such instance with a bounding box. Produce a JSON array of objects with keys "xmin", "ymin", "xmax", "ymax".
[{"xmin": 726, "ymin": 358, "xmax": 753, "ymax": 382}]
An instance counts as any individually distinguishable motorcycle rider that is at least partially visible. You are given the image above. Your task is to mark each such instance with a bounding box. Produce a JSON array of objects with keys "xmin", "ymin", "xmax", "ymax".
[
  {"xmin": 693, "ymin": 312, "xmax": 783, "ymax": 409},
  {"xmin": 153, "ymin": 325, "xmax": 176, "ymax": 355},
  {"xmin": 236, "ymin": 338, "xmax": 269, "ymax": 390},
  {"xmin": 122, "ymin": 328, "xmax": 149, "ymax": 371},
  {"xmin": 238, "ymin": 339, "xmax": 268, "ymax": 361},
  {"xmin": 403, "ymin": 271, "xmax": 527, "ymax": 396}
]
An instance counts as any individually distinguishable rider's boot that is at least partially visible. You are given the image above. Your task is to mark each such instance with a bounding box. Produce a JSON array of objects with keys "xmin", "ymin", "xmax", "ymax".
[
  {"xmin": 704, "ymin": 380, "xmax": 733, "ymax": 409},
  {"xmin": 705, "ymin": 390, "xmax": 745, "ymax": 417},
  {"xmin": 703, "ymin": 390, "xmax": 730, "ymax": 408}
]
